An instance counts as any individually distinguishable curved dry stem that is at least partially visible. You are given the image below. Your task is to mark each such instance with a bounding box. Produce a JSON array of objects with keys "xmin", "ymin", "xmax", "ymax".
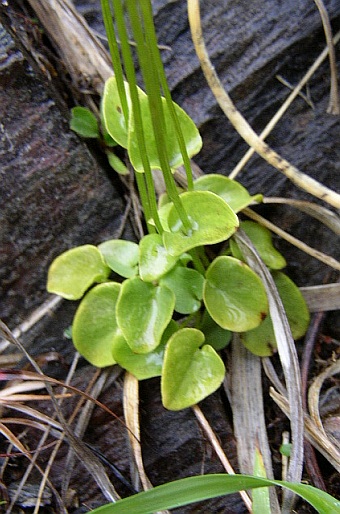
[
  {"xmin": 243, "ymin": 207, "xmax": 340, "ymax": 271},
  {"xmin": 187, "ymin": 0, "xmax": 340, "ymax": 208},
  {"xmin": 262, "ymin": 197, "xmax": 340, "ymax": 235},
  {"xmin": 270, "ymin": 388, "xmax": 340, "ymax": 473},
  {"xmin": 230, "ymin": 30, "xmax": 340, "ymax": 178},
  {"xmin": 308, "ymin": 359, "xmax": 340, "ymax": 450},
  {"xmin": 313, "ymin": 0, "xmax": 339, "ymax": 114}
]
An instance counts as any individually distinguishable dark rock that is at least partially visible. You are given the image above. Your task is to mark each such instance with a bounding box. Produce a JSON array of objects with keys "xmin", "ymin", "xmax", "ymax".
[{"xmin": 0, "ymin": 21, "xmax": 124, "ymax": 327}]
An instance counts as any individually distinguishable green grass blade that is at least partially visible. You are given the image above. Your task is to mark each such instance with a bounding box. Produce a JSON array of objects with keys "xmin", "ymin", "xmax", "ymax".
[
  {"xmin": 126, "ymin": 0, "xmax": 191, "ymax": 232},
  {"xmin": 108, "ymin": 0, "xmax": 161, "ymax": 233},
  {"xmin": 100, "ymin": 0, "xmax": 129, "ymax": 123},
  {"xmin": 139, "ymin": 0, "xmax": 194, "ymax": 190},
  {"xmin": 89, "ymin": 474, "xmax": 340, "ymax": 514}
]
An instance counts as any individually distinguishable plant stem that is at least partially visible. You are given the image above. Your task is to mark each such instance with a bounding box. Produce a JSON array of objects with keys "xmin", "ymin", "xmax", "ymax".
[
  {"xmin": 140, "ymin": 0, "xmax": 194, "ymax": 191},
  {"xmin": 188, "ymin": 0, "xmax": 340, "ymax": 209},
  {"xmin": 101, "ymin": 0, "xmax": 129, "ymax": 123},
  {"xmin": 109, "ymin": 0, "xmax": 162, "ymax": 234},
  {"xmin": 126, "ymin": 0, "xmax": 192, "ymax": 233}
]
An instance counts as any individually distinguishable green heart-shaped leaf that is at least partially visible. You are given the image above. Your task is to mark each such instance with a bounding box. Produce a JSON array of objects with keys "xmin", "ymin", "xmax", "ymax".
[
  {"xmin": 72, "ymin": 282, "xmax": 123, "ymax": 367},
  {"xmin": 230, "ymin": 221, "xmax": 286, "ymax": 270},
  {"xmin": 139, "ymin": 234, "xmax": 178, "ymax": 282},
  {"xmin": 112, "ymin": 321, "xmax": 178, "ymax": 380},
  {"xmin": 160, "ymin": 265, "xmax": 204, "ymax": 314},
  {"xmin": 116, "ymin": 277, "xmax": 175, "ymax": 354},
  {"xmin": 241, "ymin": 271, "xmax": 310, "ymax": 356},
  {"xmin": 204, "ymin": 256, "xmax": 268, "ymax": 332},
  {"xmin": 194, "ymin": 174, "xmax": 262, "ymax": 212},
  {"xmin": 98, "ymin": 240, "xmax": 139, "ymax": 278},
  {"xmin": 161, "ymin": 328, "xmax": 225, "ymax": 410},
  {"xmin": 128, "ymin": 90, "xmax": 202, "ymax": 173},
  {"xmin": 101, "ymin": 76, "xmax": 130, "ymax": 148},
  {"xmin": 70, "ymin": 106, "xmax": 100, "ymax": 139},
  {"xmin": 200, "ymin": 310, "xmax": 232, "ymax": 351},
  {"xmin": 163, "ymin": 191, "xmax": 239, "ymax": 256},
  {"xmin": 47, "ymin": 245, "xmax": 111, "ymax": 300}
]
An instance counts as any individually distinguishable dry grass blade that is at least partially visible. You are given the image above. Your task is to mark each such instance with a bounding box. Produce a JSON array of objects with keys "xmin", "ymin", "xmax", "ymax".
[
  {"xmin": 243, "ymin": 207, "xmax": 340, "ymax": 271},
  {"xmin": 0, "ymin": 422, "xmax": 66, "ymax": 513},
  {"xmin": 187, "ymin": 0, "xmax": 340, "ymax": 208},
  {"xmin": 192, "ymin": 404, "xmax": 253, "ymax": 513},
  {"xmin": 313, "ymin": 0, "xmax": 339, "ymax": 114},
  {"xmin": 234, "ymin": 231, "xmax": 304, "ymax": 513},
  {"xmin": 0, "ymin": 368, "xmax": 125, "ymax": 427},
  {"xmin": 0, "ymin": 320, "xmax": 120, "ymax": 503},
  {"xmin": 229, "ymin": 29, "xmax": 340, "ymax": 178},
  {"xmin": 308, "ymin": 359, "xmax": 340, "ymax": 450},
  {"xmin": 1, "ymin": 403, "xmax": 64, "ymax": 432},
  {"xmin": 0, "ymin": 296, "xmax": 62, "ymax": 353},
  {"xmin": 270, "ymin": 388, "xmax": 340, "ymax": 473},
  {"xmin": 229, "ymin": 337, "xmax": 280, "ymax": 513}
]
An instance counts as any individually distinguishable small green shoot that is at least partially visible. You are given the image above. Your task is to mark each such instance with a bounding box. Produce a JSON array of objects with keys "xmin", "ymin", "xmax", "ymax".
[{"xmin": 70, "ymin": 105, "xmax": 128, "ymax": 175}]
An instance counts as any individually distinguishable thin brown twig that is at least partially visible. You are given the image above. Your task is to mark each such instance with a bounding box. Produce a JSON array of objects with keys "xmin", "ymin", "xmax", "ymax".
[
  {"xmin": 192, "ymin": 405, "xmax": 253, "ymax": 513},
  {"xmin": 229, "ymin": 29, "xmax": 340, "ymax": 178},
  {"xmin": 188, "ymin": 0, "xmax": 340, "ymax": 208}
]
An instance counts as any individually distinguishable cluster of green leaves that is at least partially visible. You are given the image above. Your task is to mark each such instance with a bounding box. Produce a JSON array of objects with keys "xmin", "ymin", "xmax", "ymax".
[
  {"xmin": 48, "ymin": 0, "xmax": 309, "ymax": 411},
  {"xmin": 47, "ymin": 172, "xmax": 309, "ymax": 411}
]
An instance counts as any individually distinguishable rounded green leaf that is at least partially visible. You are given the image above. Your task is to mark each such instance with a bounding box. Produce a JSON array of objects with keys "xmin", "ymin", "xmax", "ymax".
[
  {"xmin": 240, "ymin": 315, "xmax": 277, "ymax": 356},
  {"xmin": 98, "ymin": 240, "xmax": 139, "ymax": 278},
  {"xmin": 139, "ymin": 234, "xmax": 178, "ymax": 282},
  {"xmin": 106, "ymin": 152, "xmax": 129, "ymax": 175},
  {"xmin": 160, "ymin": 266, "xmax": 204, "ymax": 314},
  {"xmin": 161, "ymin": 328, "xmax": 225, "ymax": 410},
  {"xmin": 163, "ymin": 191, "xmax": 239, "ymax": 256},
  {"xmin": 128, "ymin": 91, "xmax": 202, "ymax": 173},
  {"xmin": 200, "ymin": 310, "xmax": 232, "ymax": 351},
  {"xmin": 194, "ymin": 174, "xmax": 262, "ymax": 212},
  {"xmin": 72, "ymin": 282, "xmax": 123, "ymax": 367},
  {"xmin": 47, "ymin": 245, "xmax": 111, "ymax": 300},
  {"xmin": 241, "ymin": 271, "xmax": 310, "ymax": 356},
  {"xmin": 111, "ymin": 321, "xmax": 178, "ymax": 380},
  {"xmin": 230, "ymin": 221, "xmax": 286, "ymax": 270},
  {"xmin": 116, "ymin": 277, "xmax": 175, "ymax": 354},
  {"xmin": 101, "ymin": 76, "xmax": 130, "ymax": 148},
  {"xmin": 204, "ymin": 256, "xmax": 268, "ymax": 332},
  {"xmin": 70, "ymin": 106, "xmax": 100, "ymax": 139}
]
